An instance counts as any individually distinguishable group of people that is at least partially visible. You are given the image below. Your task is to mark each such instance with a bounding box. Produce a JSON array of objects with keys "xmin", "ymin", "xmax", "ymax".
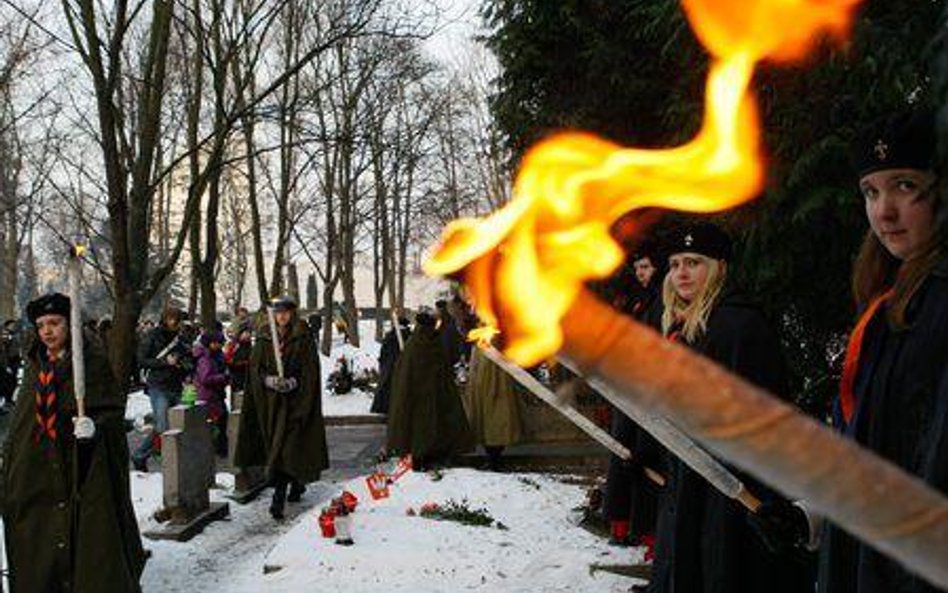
[
  {"xmin": 0, "ymin": 294, "xmax": 329, "ymax": 592},
  {"xmin": 602, "ymin": 108, "xmax": 948, "ymax": 593},
  {"xmin": 0, "ymin": 106, "xmax": 944, "ymax": 593},
  {"xmin": 371, "ymin": 296, "xmax": 524, "ymax": 473}
]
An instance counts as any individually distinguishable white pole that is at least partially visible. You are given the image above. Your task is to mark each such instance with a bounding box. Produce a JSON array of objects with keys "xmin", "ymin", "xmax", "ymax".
[
  {"xmin": 390, "ymin": 309, "xmax": 404, "ymax": 350},
  {"xmin": 479, "ymin": 345, "xmax": 631, "ymax": 461},
  {"xmin": 568, "ymin": 363, "xmax": 761, "ymax": 512},
  {"xmin": 68, "ymin": 245, "xmax": 86, "ymax": 418},
  {"xmin": 267, "ymin": 305, "xmax": 285, "ymax": 378}
]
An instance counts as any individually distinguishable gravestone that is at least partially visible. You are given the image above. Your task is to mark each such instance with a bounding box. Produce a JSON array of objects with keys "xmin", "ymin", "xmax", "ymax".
[{"xmin": 144, "ymin": 403, "xmax": 229, "ymax": 541}]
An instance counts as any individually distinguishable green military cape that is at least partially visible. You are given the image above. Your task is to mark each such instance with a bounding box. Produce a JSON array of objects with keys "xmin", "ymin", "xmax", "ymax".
[
  {"xmin": 462, "ymin": 347, "xmax": 522, "ymax": 447},
  {"xmin": 2, "ymin": 333, "xmax": 145, "ymax": 593},
  {"xmin": 386, "ymin": 325, "xmax": 474, "ymax": 461},
  {"xmin": 234, "ymin": 317, "xmax": 328, "ymax": 483}
]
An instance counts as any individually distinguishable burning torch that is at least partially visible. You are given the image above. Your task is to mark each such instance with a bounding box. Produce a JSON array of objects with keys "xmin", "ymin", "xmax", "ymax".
[
  {"xmin": 68, "ymin": 243, "xmax": 94, "ymax": 440},
  {"xmin": 266, "ymin": 299, "xmax": 285, "ymax": 379},
  {"xmin": 422, "ymin": 0, "xmax": 948, "ymax": 588}
]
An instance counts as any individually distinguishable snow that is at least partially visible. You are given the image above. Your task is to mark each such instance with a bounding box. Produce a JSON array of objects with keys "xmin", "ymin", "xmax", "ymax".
[
  {"xmin": 122, "ymin": 318, "xmax": 642, "ymax": 592},
  {"xmin": 320, "ymin": 332, "xmax": 383, "ymax": 418},
  {"xmin": 131, "ymin": 467, "xmax": 644, "ymax": 593}
]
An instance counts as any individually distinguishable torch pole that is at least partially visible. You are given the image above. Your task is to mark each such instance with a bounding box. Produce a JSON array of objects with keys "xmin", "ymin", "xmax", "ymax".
[
  {"xmin": 479, "ymin": 345, "xmax": 632, "ymax": 461},
  {"xmin": 562, "ymin": 359, "xmax": 760, "ymax": 512},
  {"xmin": 560, "ymin": 288, "xmax": 948, "ymax": 589},
  {"xmin": 68, "ymin": 245, "xmax": 86, "ymax": 418},
  {"xmin": 390, "ymin": 309, "xmax": 405, "ymax": 350},
  {"xmin": 267, "ymin": 306, "xmax": 285, "ymax": 379}
]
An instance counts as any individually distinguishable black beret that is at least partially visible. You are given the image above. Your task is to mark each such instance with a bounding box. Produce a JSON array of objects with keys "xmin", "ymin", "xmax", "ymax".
[
  {"xmin": 27, "ymin": 293, "xmax": 71, "ymax": 325},
  {"xmin": 667, "ymin": 222, "xmax": 732, "ymax": 261},
  {"xmin": 269, "ymin": 294, "xmax": 297, "ymax": 311},
  {"xmin": 852, "ymin": 109, "xmax": 936, "ymax": 179}
]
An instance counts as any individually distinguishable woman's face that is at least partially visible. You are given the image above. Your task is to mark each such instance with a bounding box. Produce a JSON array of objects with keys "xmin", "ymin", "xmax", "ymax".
[
  {"xmin": 36, "ymin": 314, "xmax": 69, "ymax": 356},
  {"xmin": 860, "ymin": 168, "xmax": 938, "ymax": 261},
  {"xmin": 668, "ymin": 253, "xmax": 710, "ymax": 304}
]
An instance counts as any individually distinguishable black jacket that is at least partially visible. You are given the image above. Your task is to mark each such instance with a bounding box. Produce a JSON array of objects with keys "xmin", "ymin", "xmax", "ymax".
[
  {"xmin": 604, "ymin": 281, "xmax": 664, "ymax": 537},
  {"xmin": 138, "ymin": 326, "xmax": 193, "ymax": 391},
  {"xmin": 371, "ymin": 326, "xmax": 409, "ymax": 414},
  {"xmin": 648, "ymin": 293, "xmax": 815, "ymax": 593},
  {"xmin": 820, "ymin": 259, "xmax": 948, "ymax": 593}
]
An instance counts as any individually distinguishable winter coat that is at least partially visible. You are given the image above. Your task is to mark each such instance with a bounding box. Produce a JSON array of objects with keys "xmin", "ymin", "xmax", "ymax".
[
  {"xmin": 462, "ymin": 347, "xmax": 522, "ymax": 447},
  {"xmin": 605, "ymin": 284, "xmax": 664, "ymax": 537},
  {"xmin": 234, "ymin": 316, "xmax": 329, "ymax": 483},
  {"xmin": 437, "ymin": 317, "xmax": 464, "ymax": 368},
  {"xmin": 387, "ymin": 324, "xmax": 475, "ymax": 462},
  {"xmin": 193, "ymin": 343, "xmax": 229, "ymax": 423},
  {"xmin": 224, "ymin": 338, "xmax": 252, "ymax": 393},
  {"xmin": 648, "ymin": 293, "xmax": 815, "ymax": 593},
  {"xmin": 138, "ymin": 326, "xmax": 192, "ymax": 392},
  {"xmin": 820, "ymin": 258, "xmax": 948, "ymax": 593},
  {"xmin": 371, "ymin": 326, "xmax": 410, "ymax": 415},
  {"xmin": 2, "ymin": 332, "xmax": 145, "ymax": 593}
]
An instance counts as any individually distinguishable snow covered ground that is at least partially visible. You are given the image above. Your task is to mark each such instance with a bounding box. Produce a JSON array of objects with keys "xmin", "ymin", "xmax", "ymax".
[
  {"xmin": 121, "ymin": 319, "xmax": 644, "ymax": 592},
  {"xmin": 131, "ymin": 467, "xmax": 644, "ymax": 592}
]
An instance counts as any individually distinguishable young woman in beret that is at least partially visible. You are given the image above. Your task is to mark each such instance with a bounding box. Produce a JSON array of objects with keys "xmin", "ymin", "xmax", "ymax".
[
  {"xmin": 814, "ymin": 109, "xmax": 948, "ymax": 593},
  {"xmin": 646, "ymin": 223, "xmax": 813, "ymax": 593},
  {"xmin": 2, "ymin": 293, "xmax": 145, "ymax": 593}
]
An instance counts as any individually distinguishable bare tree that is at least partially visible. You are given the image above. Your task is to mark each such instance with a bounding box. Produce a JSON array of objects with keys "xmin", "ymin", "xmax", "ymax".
[{"xmin": 59, "ymin": 0, "xmax": 384, "ymax": 384}]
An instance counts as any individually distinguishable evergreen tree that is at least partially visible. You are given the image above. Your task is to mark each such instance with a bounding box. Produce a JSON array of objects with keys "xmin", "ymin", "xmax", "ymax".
[{"xmin": 482, "ymin": 0, "xmax": 943, "ymax": 414}]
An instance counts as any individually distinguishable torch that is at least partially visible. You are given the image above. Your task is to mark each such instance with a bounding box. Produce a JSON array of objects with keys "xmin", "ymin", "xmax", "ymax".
[
  {"xmin": 266, "ymin": 301, "xmax": 285, "ymax": 379},
  {"xmin": 561, "ymin": 359, "xmax": 759, "ymax": 511},
  {"xmin": 420, "ymin": 0, "xmax": 948, "ymax": 587},
  {"xmin": 68, "ymin": 243, "xmax": 94, "ymax": 439},
  {"xmin": 479, "ymin": 345, "xmax": 633, "ymax": 462},
  {"xmin": 390, "ymin": 309, "xmax": 405, "ymax": 350}
]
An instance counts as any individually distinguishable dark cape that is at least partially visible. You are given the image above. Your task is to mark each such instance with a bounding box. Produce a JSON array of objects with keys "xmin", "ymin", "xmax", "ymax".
[
  {"xmin": 648, "ymin": 293, "xmax": 815, "ymax": 593},
  {"xmin": 820, "ymin": 259, "xmax": 948, "ymax": 593},
  {"xmin": 2, "ymin": 333, "xmax": 146, "ymax": 593},
  {"xmin": 371, "ymin": 326, "xmax": 410, "ymax": 414},
  {"xmin": 234, "ymin": 317, "xmax": 329, "ymax": 483},
  {"xmin": 605, "ymin": 283, "xmax": 664, "ymax": 539},
  {"xmin": 386, "ymin": 324, "xmax": 474, "ymax": 463}
]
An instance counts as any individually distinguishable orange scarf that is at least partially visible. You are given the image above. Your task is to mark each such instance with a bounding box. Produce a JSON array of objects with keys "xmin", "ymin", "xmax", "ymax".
[{"xmin": 838, "ymin": 289, "xmax": 894, "ymax": 425}]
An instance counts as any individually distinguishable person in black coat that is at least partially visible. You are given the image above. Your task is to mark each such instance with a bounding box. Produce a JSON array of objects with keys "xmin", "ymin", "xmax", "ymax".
[
  {"xmin": 131, "ymin": 305, "xmax": 193, "ymax": 472},
  {"xmin": 371, "ymin": 316, "xmax": 410, "ymax": 415},
  {"xmin": 435, "ymin": 299, "xmax": 463, "ymax": 369},
  {"xmin": 758, "ymin": 109, "xmax": 948, "ymax": 593},
  {"xmin": 646, "ymin": 222, "xmax": 814, "ymax": 593},
  {"xmin": 604, "ymin": 244, "xmax": 666, "ymax": 551}
]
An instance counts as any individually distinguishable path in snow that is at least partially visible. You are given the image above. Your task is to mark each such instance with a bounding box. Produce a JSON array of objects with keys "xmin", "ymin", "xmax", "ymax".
[{"xmin": 137, "ymin": 424, "xmax": 386, "ymax": 593}]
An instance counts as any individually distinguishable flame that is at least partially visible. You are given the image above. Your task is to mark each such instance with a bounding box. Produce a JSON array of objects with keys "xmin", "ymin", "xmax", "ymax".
[
  {"xmin": 468, "ymin": 325, "xmax": 500, "ymax": 349},
  {"xmin": 425, "ymin": 0, "xmax": 862, "ymax": 366}
]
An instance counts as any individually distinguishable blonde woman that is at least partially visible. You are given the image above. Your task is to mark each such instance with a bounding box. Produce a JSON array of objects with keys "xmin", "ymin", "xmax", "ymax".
[{"xmin": 647, "ymin": 223, "xmax": 814, "ymax": 593}]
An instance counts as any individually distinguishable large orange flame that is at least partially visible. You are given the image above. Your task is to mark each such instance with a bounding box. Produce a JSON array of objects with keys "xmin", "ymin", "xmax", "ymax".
[{"xmin": 425, "ymin": 0, "xmax": 862, "ymax": 366}]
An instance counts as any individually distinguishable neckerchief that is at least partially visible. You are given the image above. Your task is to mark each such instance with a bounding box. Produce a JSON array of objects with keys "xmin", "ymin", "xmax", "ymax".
[
  {"xmin": 34, "ymin": 351, "xmax": 64, "ymax": 452},
  {"xmin": 838, "ymin": 289, "xmax": 894, "ymax": 426}
]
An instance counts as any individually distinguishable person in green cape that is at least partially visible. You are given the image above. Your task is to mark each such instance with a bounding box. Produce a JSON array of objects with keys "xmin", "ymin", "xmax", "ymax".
[
  {"xmin": 2, "ymin": 292, "xmax": 146, "ymax": 593},
  {"xmin": 234, "ymin": 295, "xmax": 329, "ymax": 520},
  {"xmin": 386, "ymin": 310, "xmax": 474, "ymax": 471}
]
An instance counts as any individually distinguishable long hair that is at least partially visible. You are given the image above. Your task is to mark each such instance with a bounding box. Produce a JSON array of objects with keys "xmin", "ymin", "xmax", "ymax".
[
  {"xmin": 661, "ymin": 256, "xmax": 727, "ymax": 343},
  {"xmin": 852, "ymin": 182, "xmax": 947, "ymax": 328}
]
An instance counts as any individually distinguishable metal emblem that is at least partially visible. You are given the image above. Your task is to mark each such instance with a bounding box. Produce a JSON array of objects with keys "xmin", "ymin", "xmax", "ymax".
[{"xmin": 874, "ymin": 139, "xmax": 889, "ymax": 161}]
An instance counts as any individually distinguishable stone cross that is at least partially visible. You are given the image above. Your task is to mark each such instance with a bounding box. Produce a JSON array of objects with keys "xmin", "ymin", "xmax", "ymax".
[{"xmin": 145, "ymin": 403, "xmax": 228, "ymax": 541}]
